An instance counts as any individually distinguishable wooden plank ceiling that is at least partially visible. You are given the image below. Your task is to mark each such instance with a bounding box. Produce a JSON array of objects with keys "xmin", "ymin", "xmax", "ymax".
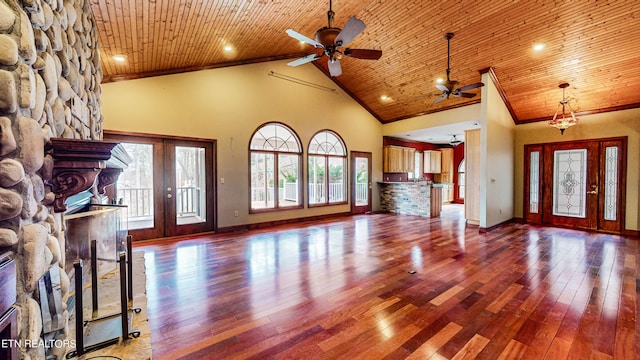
[{"xmin": 91, "ymin": 0, "xmax": 640, "ymax": 124}]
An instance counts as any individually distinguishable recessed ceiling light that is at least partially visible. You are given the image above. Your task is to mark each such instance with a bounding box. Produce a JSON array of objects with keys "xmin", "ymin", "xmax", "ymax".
[
  {"xmin": 380, "ymin": 95, "xmax": 388, "ymax": 100},
  {"xmin": 436, "ymin": 78, "xmax": 444, "ymax": 84},
  {"xmin": 112, "ymin": 54, "xmax": 127, "ymax": 62},
  {"xmin": 224, "ymin": 45, "xmax": 234, "ymax": 52},
  {"xmin": 533, "ymin": 43, "xmax": 545, "ymax": 51}
]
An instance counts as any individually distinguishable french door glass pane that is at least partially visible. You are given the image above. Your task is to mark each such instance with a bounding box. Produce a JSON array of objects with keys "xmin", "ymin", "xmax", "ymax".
[
  {"xmin": 116, "ymin": 143, "xmax": 154, "ymax": 230},
  {"xmin": 355, "ymin": 157, "xmax": 368, "ymax": 206},
  {"xmin": 604, "ymin": 146, "xmax": 619, "ymax": 221},
  {"xmin": 309, "ymin": 156, "xmax": 326, "ymax": 204},
  {"xmin": 552, "ymin": 149, "xmax": 587, "ymax": 218},
  {"xmin": 175, "ymin": 146, "xmax": 206, "ymax": 225},
  {"xmin": 529, "ymin": 151, "xmax": 540, "ymax": 213},
  {"xmin": 278, "ymin": 154, "xmax": 300, "ymax": 207}
]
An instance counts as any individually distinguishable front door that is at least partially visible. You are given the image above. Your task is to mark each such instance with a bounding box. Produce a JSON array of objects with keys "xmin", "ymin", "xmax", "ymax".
[
  {"xmin": 104, "ymin": 132, "xmax": 216, "ymax": 240},
  {"xmin": 351, "ymin": 151, "xmax": 372, "ymax": 214},
  {"xmin": 524, "ymin": 137, "xmax": 626, "ymax": 232}
]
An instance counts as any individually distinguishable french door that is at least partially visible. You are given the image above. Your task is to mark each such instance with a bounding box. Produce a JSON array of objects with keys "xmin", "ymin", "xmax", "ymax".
[
  {"xmin": 104, "ymin": 132, "xmax": 216, "ymax": 240},
  {"xmin": 524, "ymin": 137, "xmax": 626, "ymax": 232},
  {"xmin": 351, "ymin": 151, "xmax": 372, "ymax": 214}
]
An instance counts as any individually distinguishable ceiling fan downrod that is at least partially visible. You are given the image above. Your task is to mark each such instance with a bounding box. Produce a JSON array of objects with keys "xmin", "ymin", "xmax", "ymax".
[
  {"xmin": 445, "ymin": 32, "xmax": 454, "ymax": 81},
  {"xmin": 327, "ymin": 0, "xmax": 335, "ymax": 28}
]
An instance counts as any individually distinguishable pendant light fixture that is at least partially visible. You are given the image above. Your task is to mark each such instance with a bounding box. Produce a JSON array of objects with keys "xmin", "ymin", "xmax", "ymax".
[
  {"xmin": 549, "ymin": 83, "xmax": 578, "ymax": 135},
  {"xmin": 448, "ymin": 134, "xmax": 462, "ymax": 146}
]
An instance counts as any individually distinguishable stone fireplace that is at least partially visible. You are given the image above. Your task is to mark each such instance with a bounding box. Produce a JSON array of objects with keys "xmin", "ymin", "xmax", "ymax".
[{"xmin": 0, "ymin": 0, "xmax": 105, "ymax": 359}]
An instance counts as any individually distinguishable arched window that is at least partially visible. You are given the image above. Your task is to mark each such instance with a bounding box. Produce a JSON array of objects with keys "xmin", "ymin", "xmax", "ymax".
[
  {"xmin": 249, "ymin": 123, "xmax": 302, "ymax": 211},
  {"xmin": 308, "ymin": 130, "xmax": 347, "ymax": 206}
]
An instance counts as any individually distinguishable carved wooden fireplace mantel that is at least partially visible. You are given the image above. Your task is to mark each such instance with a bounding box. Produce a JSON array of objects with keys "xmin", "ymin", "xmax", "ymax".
[{"xmin": 48, "ymin": 138, "xmax": 125, "ymax": 213}]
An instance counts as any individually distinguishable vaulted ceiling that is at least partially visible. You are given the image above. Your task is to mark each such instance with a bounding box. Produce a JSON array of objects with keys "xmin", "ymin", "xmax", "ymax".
[{"xmin": 92, "ymin": 0, "xmax": 640, "ymax": 124}]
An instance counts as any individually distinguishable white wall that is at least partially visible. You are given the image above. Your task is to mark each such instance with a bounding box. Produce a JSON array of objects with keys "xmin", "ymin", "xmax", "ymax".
[
  {"xmin": 480, "ymin": 72, "xmax": 516, "ymax": 228},
  {"xmin": 382, "ymin": 104, "xmax": 481, "ymax": 135},
  {"xmin": 101, "ymin": 60, "xmax": 383, "ymax": 228}
]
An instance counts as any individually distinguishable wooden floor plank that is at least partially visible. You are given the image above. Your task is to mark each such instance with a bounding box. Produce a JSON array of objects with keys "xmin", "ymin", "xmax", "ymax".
[{"xmin": 136, "ymin": 205, "xmax": 639, "ymax": 359}]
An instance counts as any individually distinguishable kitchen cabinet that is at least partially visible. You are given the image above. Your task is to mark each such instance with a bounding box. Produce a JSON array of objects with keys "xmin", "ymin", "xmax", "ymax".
[
  {"xmin": 442, "ymin": 184, "xmax": 454, "ymax": 203},
  {"xmin": 383, "ymin": 145, "xmax": 415, "ymax": 173},
  {"xmin": 423, "ymin": 150, "xmax": 441, "ymax": 173},
  {"xmin": 434, "ymin": 148, "xmax": 453, "ymax": 183}
]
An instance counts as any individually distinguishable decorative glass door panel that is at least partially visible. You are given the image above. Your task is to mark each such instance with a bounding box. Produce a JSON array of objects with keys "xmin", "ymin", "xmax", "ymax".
[
  {"xmin": 597, "ymin": 140, "xmax": 626, "ymax": 232},
  {"xmin": 529, "ymin": 151, "xmax": 540, "ymax": 214},
  {"xmin": 552, "ymin": 149, "xmax": 587, "ymax": 218}
]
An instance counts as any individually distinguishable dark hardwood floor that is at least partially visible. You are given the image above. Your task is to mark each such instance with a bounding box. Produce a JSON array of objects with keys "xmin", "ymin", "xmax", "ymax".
[{"xmin": 135, "ymin": 205, "xmax": 639, "ymax": 359}]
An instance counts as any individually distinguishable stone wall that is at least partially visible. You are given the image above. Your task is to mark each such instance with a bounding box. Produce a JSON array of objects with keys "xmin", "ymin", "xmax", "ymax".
[
  {"xmin": 0, "ymin": 0, "xmax": 102, "ymax": 358},
  {"xmin": 378, "ymin": 181, "xmax": 432, "ymax": 217}
]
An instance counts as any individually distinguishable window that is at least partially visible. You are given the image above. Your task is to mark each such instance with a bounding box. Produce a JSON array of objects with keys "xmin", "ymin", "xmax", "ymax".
[
  {"xmin": 458, "ymin": 159, "xmax": 465, "ymax": 200},
  {"xmin": 308, "ymin": 130, "xmax": 347, "ymax": 205},
  {"xmin": 250, "ymin": 123, "xmax": 302, "ymax": 211}
]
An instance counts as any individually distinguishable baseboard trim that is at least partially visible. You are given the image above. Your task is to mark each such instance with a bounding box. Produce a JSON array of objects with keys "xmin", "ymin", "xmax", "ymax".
[
  {"xmin": 479, "ymin": 218, "xmax": 516, "ymax": 233},
  {"xmin": 217, "ymin": 212, "xmax": 353, "ymax": 233}
]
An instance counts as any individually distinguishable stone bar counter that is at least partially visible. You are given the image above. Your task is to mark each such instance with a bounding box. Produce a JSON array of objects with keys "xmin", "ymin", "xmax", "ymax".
[{"xmin": 378, "ymin": 181, "xmax": 442, "ymax": 217}]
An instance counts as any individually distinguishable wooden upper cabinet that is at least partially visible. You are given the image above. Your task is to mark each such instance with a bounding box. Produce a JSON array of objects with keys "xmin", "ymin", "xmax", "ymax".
[
  {"xmin": 434, "ymin": 148, "xmax": 453, "ymax": 183},
  {"xmin": 424, "ymin": 150, "xmax": 441, "ymax": 174},
  {"xmin": 383, "ymin": 145, "xmax": 415, "ymax": 173}
]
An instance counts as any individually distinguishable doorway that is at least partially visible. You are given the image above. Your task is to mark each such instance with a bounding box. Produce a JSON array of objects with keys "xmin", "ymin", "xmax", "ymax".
[
  {"xmin": 104, "ymin": 132, "xmax": 216, "ymax": 240},
  {"xmin": 524, "ymin": 137, "xmax": 626, "ymax": 232},
  {"xmin": 350, "ymin": 151, "xmax": 372, "ymax": 214}
]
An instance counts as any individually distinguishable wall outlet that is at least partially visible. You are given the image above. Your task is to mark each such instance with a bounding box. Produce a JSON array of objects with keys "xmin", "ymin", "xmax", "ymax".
[{"xmin": 234, "ymin": 210, "xmax": 239, "ymax": 217}]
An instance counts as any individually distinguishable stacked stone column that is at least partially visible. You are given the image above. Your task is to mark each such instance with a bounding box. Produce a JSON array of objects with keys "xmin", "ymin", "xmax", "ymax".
[{"xmin": 0, "ymin": 0, "xmax": 102, "ymax": 358}]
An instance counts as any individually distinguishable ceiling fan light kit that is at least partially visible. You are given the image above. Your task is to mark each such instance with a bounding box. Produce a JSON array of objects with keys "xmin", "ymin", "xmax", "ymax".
[
  {"xmin": 285, "ymin": 0, "xmax": 382, "ymax": 76},
  {"xmin": 549, "ymin": 82, "xmax": 579, "ymax": 135},
  {"xmin": 448, "ymin": 135, "xmax": 462, "ymax": 146}
]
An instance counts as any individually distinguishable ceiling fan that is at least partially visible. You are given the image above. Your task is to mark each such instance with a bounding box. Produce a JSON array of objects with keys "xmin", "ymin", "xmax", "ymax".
[
  {"xmin": 433, "ymin": 32, "xmax": 484, "ymax": 104},
  {"xmin": 285, "ymin": 0, "xmax": 382, "ymax": 77}
]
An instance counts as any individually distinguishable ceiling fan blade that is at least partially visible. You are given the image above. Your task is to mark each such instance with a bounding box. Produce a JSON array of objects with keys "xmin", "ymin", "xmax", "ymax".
[
  {"xmin": 456, "ymin": 82, "xmax": 484, "ymax": 92},
  {"xmin": 433, "ymin": 93, "xmax": 447, "ymax": 104},
  {"xmin": 454, "ymin": 92, "xmax": 477, "ymax": 98},
  {"xmin": 328, "ymin": 59, "xmax": 342, "ymax": 77},
  {"xmin": 334, "ymin": 16, "xmax": 366, "ymax": 46},
  {"xmin": 344, "ymin": 48, "xmax": 382, "ymax": 60},
  {"xmin": 287, "ymin": 54, "xmax": 321, "ymax": 67},
  {"xmin": 285, "ymin": 29, "xmax": 323, "ymax": 48},
  {"xmin": 435, "ymin": 84, "xmax": 450, "ymax": 92}
]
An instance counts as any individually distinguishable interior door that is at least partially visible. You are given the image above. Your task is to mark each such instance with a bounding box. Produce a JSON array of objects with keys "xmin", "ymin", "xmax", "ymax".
[
  {"xmin": 104, "ymin": 132, "xmax": 216, "ymax": 240},
  {"xmin": 524, "ymin": 137, "xmax": 626, "ymax": 233},
  {"xmin": 351, "ymin": 151, "xmax": 372, "ymax": 214}
]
